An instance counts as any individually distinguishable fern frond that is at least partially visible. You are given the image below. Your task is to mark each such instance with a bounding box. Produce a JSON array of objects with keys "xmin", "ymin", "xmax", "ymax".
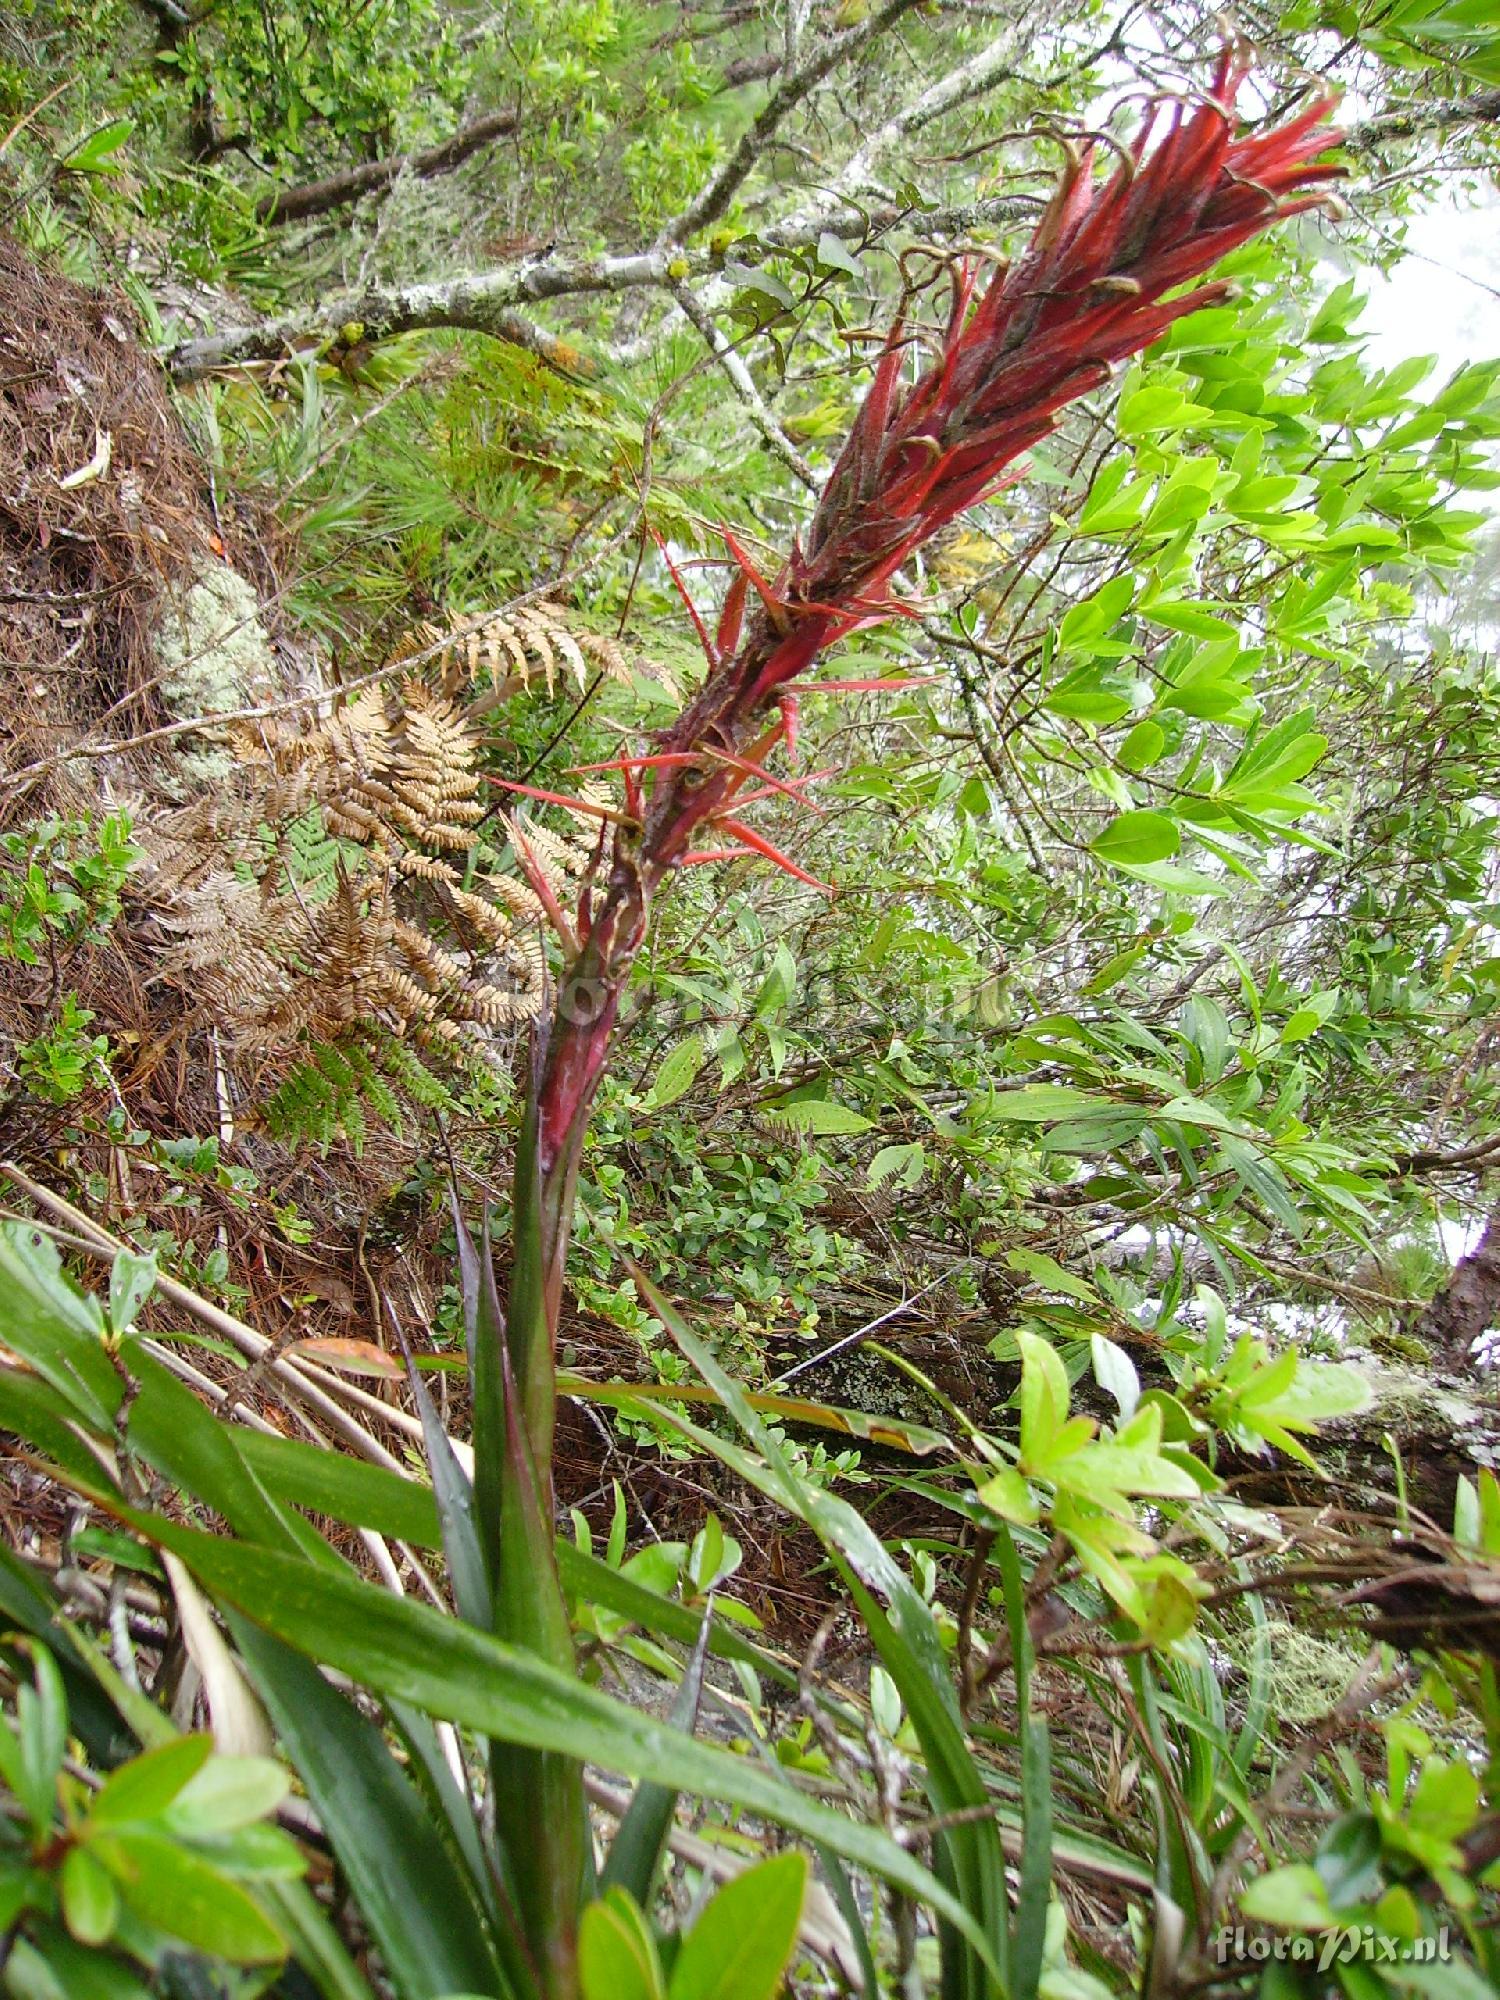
[
  {"xmin": 128, "ymin": 640, "xmax": 564, "ymax": 1163},
  {"xmin": 393, "ymin": 599, "xmax": 661, "ymax": 700}
]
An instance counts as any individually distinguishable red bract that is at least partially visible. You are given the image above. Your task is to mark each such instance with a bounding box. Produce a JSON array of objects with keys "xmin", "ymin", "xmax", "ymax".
[
  {"xmin": 735, "ymin": 47, "xmax": 1343, "ymax": 710},
  {"xmin": 529, "ymin": 52, "xmax": 1343, "ymax": 1185}
]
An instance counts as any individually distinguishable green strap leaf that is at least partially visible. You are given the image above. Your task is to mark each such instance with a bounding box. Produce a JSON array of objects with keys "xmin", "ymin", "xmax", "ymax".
[
  {"xmin": 120, "ymin": 1509, "xmax": 989, "ymax": 1958},
  {"xmin": 600, "ymin": 1604, "xmax": 712, "ymax": 1906},
  {"xmin": 229, "ymin": 1616, "xmax": 524, "ymax": 2000}
]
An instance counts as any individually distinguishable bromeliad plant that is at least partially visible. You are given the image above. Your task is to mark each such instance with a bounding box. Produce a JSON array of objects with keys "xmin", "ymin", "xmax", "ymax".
[
  {"xmin": 484, "ymin": 46, "xmax": 1347, "ymax": 2000},
  {"xmin": 0, "ymin": 52, "xmax": 1369, "ymax": 2000}
]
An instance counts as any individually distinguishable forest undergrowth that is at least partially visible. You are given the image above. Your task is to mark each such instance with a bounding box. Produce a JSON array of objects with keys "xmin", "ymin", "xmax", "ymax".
[{"xmin": 2, "ymin": 5, "xmax": 1500, "ymax": 1998}]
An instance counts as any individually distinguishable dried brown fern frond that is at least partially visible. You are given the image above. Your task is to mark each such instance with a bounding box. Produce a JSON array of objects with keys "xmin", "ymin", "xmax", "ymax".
[
  {"xmin": 131, "ymin": 674, "xmax": 553, "ymax": 1061},
  {"xmin": 505, "ymin": 810, "xmax": 595, "ymax": 900},
  {"xmin": 381, "ymin": 680, "xmax": 486, "ymax": 850},
  {"xmin": 395, "ymin": 599, "xmax": 675, "ymax": 702}
]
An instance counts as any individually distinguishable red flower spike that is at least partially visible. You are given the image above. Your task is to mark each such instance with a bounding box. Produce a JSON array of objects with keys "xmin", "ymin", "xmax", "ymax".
[
  {"xmin": 485, "ymin": 776, "xmax": 630, "ymax": 823},
  {"xmin": 714, "ymin": 816, "xmax": 834, "ymax": 894},
  {"xmin": 531, "ymin": 54, "xmax": 1342, "ymax": 1212},
  {"xmin": 649, "ymin": 524, "xmax": 719, "ymax": 669},
  {"xmin": 790, "ymin": 68, "xmax": 1343, "ymax": 607}
]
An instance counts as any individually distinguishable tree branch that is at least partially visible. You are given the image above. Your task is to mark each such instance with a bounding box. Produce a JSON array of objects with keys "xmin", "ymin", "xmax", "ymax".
[
  {"xmin": 249, "ymin": 23, "xmax": 841, "ymax": 234},
  {"xmin": 824, "ymin": 18, "xmax": 1031, "ymax": 207},
  {"xmin": 661, "ymin": 0, "xmax": 925, "ymax": 242},
  {"xmin": 1343, "ymin": 87, "xmax": 1500, "ymax": 156},
  {"xmin": 251, "ymin": 38, "xmax": 796, "ymax": 230},
  {"xmin": 168, "ymin": 83, "xmax": 1445, "ymax": 385},
  {"xmin": 166, "ymin": 189, "xmax": 1033, "ymax": 379},
  {"xmin": 255, "ymin": 109, "xmax": 520, "ymax": 224},
  {"xmin": 669, "ymin": 278, "xmax": 817, "ymax": 489}
]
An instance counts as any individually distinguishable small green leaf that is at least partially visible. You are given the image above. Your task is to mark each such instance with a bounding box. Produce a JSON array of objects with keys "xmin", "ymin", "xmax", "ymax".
[
  {"xmin": 1315, "ymin": 1811, "xmax": 1384, "ymax": 1907},
  {"xmin": 579, "ymin": 1886, "xmax": 667, "ymax": 2000},
  {"xmin": 1116, "ymin": 720, "xmax": 1166, "ymax": 772},
  {"xmin": 61, "ymin": 1846, "xmax": 120, "ymax": 1946},
  {"xmin": 1280, "ymin": 1008, "xmax": 1322, "ymax": 1046},
  {"xmin": 61, "ymin": 119, "xmax": 133, "ymax": 174},
  {"xmin": 667, "ymin": 1852, "xmax": 808, "ymax": 2000},
  {"xmin": 1090, "ymin": 1335, "xmax": 1140, "ymax": 1420},
  {"xmin": 1238, "ymin": 1863, "xmax": 1333, "ymax": 1930},
  {"xmin": 92, "ymin": 1735, "xmax": 214, "ymax": 1826},
  {"xmin": 161, "ymin": 1754, "xmax": 290, "ymax": 1836},
  {"xmin": 0, "ymin": 1220, "xmax": 117, "ymax": 1429},
  {"xmin": 974, "ymin": 1467, "xmax": 1040, "ymax": 1525},
  {"xmin": 815, "ymin": 231, "xmax": 863, "ymax": 278},
  {"xmin": 91, "ymin": 1828, "xmax": 288, "ymax": 1962},
  {"xmin": 1006, "ymin": 1248, "xmax": 1098, "ymax": 1303},
  {"xmin": 2, "ymin": 1929, "xmax": 155, "ymax": 1999},
  {"xmin": 1058, "ymin": 575, "xmax": 1135, "ymax": 653},
  {"xmin": 866, "ymin": 1140, "xmax": 925, "ymax": 1188},
  {"xmin": 12, "ymin": 1640, "xmax": 68, "ymax": 1834},
  {"xmin": 641, "ymin": 1034, "xmax": 707, "ymax": 1113},
  {"xmin": 761, "ymin": 1099, "xmax": 873, "ymax": 1136},
  {"xmin": 990, "ymin": 1085, "xmax": 1120, "ymax": 1122},
  {"xmin": 1017, "ymin": 1331, "xmax": 1073, "ymax": 1468},
  {"xmin": 108, "ymin": 1250, "xmax": 157, "ymax": 1335},
  {"xmin": 753, "ymin": 941, "xmax": 798, "ymax": 1020},
  {"xmin": 1091, "ymin": 810, "xmax": 1180, "ymax": 867}
]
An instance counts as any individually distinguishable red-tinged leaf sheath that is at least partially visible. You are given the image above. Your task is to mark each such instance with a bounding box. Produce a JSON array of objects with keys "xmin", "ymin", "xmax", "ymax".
[
  {"xmin": 716, "ymin": 565, "xmax": 749, "ymax": 657},
  {"xmin": 779, "ymin": 693, "xmax": 800, "ymax": 763}
]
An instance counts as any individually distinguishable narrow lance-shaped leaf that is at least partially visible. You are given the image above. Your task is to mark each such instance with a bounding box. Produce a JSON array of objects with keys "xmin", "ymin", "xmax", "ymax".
[
  {"xmin": 601, "ymin": 1603, "xmax": 714, "ymax": 1906},
  {"xmin": 626, "ymin": 1264, "xmax": 1009, "ymax": 2000},
  {"xmin": 997, "ymin": 1528, "xmax": 1052, "ymax": 2000},
  {"xmin": 450, "ymin": 1188, "xmax": 506, "ymax": 1596},
  {"xmin": 393, "ymin": 1305, "xmax": 490, "ymax": 1629},
  {"xmin": 113, "ymin": 1507, "xmax": 997, "ymax": 1968},
  {"xmin": 489, "ymin": 1316, "xmax": 586, "ymax": 1997},
  {"xmin": 229, "ymin": 1615, "xmax": 528, "ymax": 2000}
]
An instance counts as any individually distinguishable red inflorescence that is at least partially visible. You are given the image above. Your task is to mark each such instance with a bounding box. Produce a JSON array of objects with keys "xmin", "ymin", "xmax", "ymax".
[
  {"xmin": 729, "ymin": 50, "xmax": 1344, "ymax": 709},
  {"xmin": 532, "ymin": 57, "xmax": 1345, "ymax": 1176}
]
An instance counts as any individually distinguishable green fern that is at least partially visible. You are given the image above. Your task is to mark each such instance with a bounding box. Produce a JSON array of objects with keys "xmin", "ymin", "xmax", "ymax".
[
  {"xmin": 264, "ymin": 1044, "xmax": 362, "ymax": 1155},
  {"xmin": 263, "ymin": 1026, "xmax": 463, "ymax": 1154},
  {"xmin": 281, "ymin": 809, "xmax": 351, "ymax": 902},
  {"xmin": 337, "ymin": 1038, "xmax": 403, "ymax": 1128},
  {"xmin": 373, "ymin": 1033, "xmax": 463, "ymax": 1115}
]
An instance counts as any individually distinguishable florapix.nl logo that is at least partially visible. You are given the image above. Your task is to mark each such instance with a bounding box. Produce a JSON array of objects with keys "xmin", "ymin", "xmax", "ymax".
[{"xmin": 1212, "ymin": 1924, "xmax": 1453, "ymax": 1974}]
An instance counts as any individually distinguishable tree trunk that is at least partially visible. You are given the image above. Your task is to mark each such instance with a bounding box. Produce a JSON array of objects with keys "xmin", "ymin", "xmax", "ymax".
[{"xmin": 1413, "ymin": 1203, "xmax": 1500, "ymax": 1369}]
